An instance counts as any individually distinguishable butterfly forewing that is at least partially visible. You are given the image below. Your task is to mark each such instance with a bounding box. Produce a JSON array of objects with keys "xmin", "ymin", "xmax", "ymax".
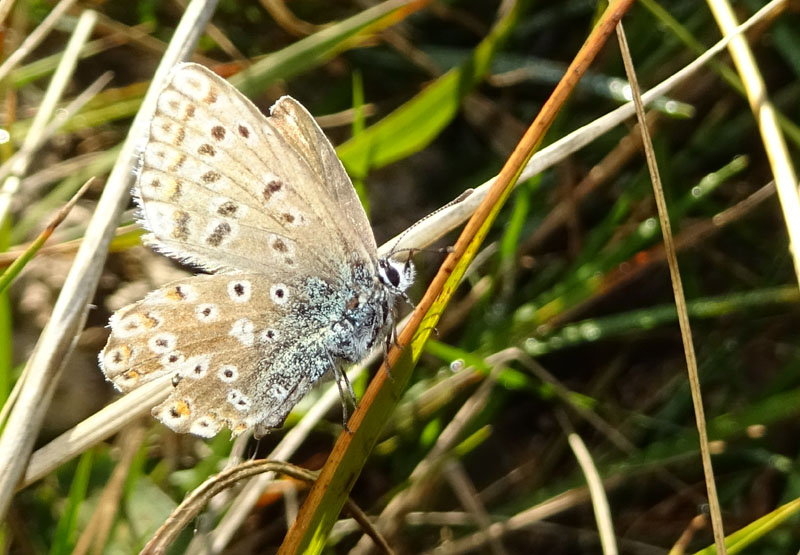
[
  {"xmin": 267, "ymin": 97, "xmax": 378, "ymax": 258},
  {"xmin": 137, "ymin": 63, "xmax": 375, "ymax": 276}
]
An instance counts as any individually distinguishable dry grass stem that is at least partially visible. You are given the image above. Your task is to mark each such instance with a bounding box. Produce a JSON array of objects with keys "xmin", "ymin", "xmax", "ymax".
[
  {"xmin": 0, "ymin": 0, "xmax": 220, "ymax": 518},
  {"xmin": 706, "ymin": 0, "xmax": 800, "ymax": 286},
  {"xmin": 616, "ymin": 20, "xmax": 726, "ymax": 553}
]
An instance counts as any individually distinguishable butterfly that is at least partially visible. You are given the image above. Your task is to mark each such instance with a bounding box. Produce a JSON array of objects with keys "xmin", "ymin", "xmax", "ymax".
[{"xmin": 99, "ymin": 63, "xmax": 414, "ymax": 438}]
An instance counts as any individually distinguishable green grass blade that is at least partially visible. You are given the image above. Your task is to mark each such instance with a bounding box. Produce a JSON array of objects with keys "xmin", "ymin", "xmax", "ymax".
[
  {"xmin": 49, "ymin": 449, "xmax": 95, "ymax": 555},
  {"xmin": 336, "ymin": 1, "xmax": 524, "ymax": 174},
  {"xmin": 692, "ymin": 497, "xmax": 800, "ymax": 554},
  {"xmin": 230, "ymin": 0, "xmax": 429, "ymax": 96}
]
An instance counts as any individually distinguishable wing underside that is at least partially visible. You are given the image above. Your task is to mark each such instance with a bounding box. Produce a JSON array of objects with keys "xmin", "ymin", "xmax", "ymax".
[
  {"xmin": 100, "ymin": 273, "xmax": 333, "ymax": 436},
  {"xmin": 136, "ymin": 63, "xmax": 377, "ymax": 278}
]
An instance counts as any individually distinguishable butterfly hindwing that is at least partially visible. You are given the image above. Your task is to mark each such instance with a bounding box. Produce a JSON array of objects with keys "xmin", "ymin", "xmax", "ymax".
[{"xmin": 100, "ymin": 273, "xmax": 330, "ymax": 436}]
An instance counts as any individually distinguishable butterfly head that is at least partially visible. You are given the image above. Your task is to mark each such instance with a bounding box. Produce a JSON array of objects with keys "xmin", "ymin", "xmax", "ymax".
[{"xmin": 377, "ymin": 257, "xmax": 415, "ymax": 296}]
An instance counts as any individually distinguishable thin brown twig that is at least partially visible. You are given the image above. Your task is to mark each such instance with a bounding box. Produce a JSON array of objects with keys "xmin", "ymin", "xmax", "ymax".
[
  {"xmin": 668, "ymin": 514, "xmax": 708, "ymax": 555},
  {"xmin": 142, "ymin": 460, "xmax": 392, "ymax": 555},
  {"xmin": 423, "ymin": 476, "xmax": 626, "ymax": 554},
  {"xmin": 521, "ymin": 111, "xmax": 660, "ymax": 253},
  {"xmin": 259, "ymin": 0, "xmax": 328, "ymax": 37},
  {"xmin": 92, "ymin": 11, "xmax": 218, "ymax": 65},
  {"xmin": 36, "ymin": 177, "xmax": 95, "ymax": 239},
  {"xmin": 616, "ymin": 22, "xmax": 727, "ymax": 553},
  {"xmin": 0, "ymin": 224, "xmax": 141, "ymax": 268},
  {"xmin": 173, "ymin": 0, "xmax": 247, "ymax": 60},
  {"xmin": 444, "ymin": 460, "xmax": 509, "ymax": 555}
]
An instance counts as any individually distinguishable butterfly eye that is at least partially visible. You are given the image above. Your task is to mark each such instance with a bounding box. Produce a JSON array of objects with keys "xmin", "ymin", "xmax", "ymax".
[{"xmin": 379, "ymin": 260, "xmax": 401, "ymax": 288}]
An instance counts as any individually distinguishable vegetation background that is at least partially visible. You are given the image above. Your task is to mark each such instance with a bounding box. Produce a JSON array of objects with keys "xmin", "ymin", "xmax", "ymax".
[{"xmin": 1, "ymin": 0, "xmax": 800, "ymax": 553}]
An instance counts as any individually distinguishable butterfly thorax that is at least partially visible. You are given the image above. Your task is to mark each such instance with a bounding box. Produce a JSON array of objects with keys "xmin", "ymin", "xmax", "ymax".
[{"xmin": 321, "ymin": 258, "xmax": 413, "ymax": 364}]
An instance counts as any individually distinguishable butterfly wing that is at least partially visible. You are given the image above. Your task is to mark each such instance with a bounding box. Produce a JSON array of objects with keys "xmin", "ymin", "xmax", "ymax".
[
  {"xmin": 136, "ymin": 63, "xmax": 377, "ymax": 278},
  {"xmin": 100, "ymin": 273, "xmax": 333, "ymax": 436},
  {"xmin": 267, "ymin": 95, "xmax": 378, "ymax": 259}
]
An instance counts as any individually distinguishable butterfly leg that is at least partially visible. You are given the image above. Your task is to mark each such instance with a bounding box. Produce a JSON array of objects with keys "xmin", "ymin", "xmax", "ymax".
[
  {"xmin": 329, "ymin": 355, "xmax": 356, "ymax": 433},
  {"xmin": 380, "ymin": 329, "xmax": 399, "ymax": 383},
  {"xmin": 399, "ymin": 291, "xmax": 416, "ymax": 310}
]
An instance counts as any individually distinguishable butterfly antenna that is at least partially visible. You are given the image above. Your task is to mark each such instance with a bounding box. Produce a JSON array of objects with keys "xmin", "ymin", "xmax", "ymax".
[{"xmin": 387, "ymin": 188, "xmax": 474, "ymax": 259}]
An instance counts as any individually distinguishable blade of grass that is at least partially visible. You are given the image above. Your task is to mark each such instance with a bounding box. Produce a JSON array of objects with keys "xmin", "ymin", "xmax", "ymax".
[
  {"xmin": 0, "ymin": 70, "xmax": 113, "ymax": 185},
  {"xmin": 691, "ymin": 496, "xmax": 800, "ymax": 555},
  {"xmin": 561, "ymin": 419, "xmax": 617, "ymax": 555},
  {"xmin": 350, "ymin": 354, "xmax": 510, "ymax": 552},
  {"xmin": 143, "ymin": 461, "xmax": 391, "ymax": 555},
  {"xmin": 15, "ymin": 1, "xmax": 784, "ymax": 519},
  {"xmin": 0, "ymin": 11, "xmax": 98, "ymax": 228},
  {"xmin": 512, "ymin": 156, "xmax": 755, "ymax": 337},
  {"xmin": 639, "ymin": 0, "xmax": 800, "ymax": 150},
  {"xmin": 6, "ymin": 1, "xmax": 431, "ymax": 145},
  {"xmin": 49, "ymin": 449, "xmax": 95, "ymax": 555},
  {"xmin": 350, "ymin": 70, "xmax": 369, "ymax": 210},
  {"xmin": 278, "ymin": 2, "xmax": 635, "ymax": 552},
  {"xmin": 617, "ymin": 21, "xmax": 726, "ymax": 552},
  {"xmin": 72, "ymin": 425, "xmax": 147, "ymax": 555},
  {"xmin": 705, "ymin": 0, "xmax": 800, "ymax": 287},
  {"xmin": 0, "ymin": 0, "xmax": 219, "ymax": 522},
  {"xmin": 12, "ymin": 148, "xmax": 119, "ymax": 244},
  {"xmin": 0, "ymin": 177, "xmax": 95, "ymax": 294},
  {"xmin": 379, "ymin": 1, "xmax": 785, "ymax": 260},
  {"xmin": 230, "ymin": 0, "xmax": 433, "ymax": 96},
  {"xmin": 0, "ymin": 218, "xmax": 10, "ymax": 405},
  {"xmin": 525, "ymin": 285, "xmax": 800, "ymax": 356},
  {"xmin": 335, "ymin": 0, "xmax": 522, "ymax": 174},
  {"xmin": 0, "ymin": 0, "xmax": 80, "ymax": 83},
  {"xmin": 9, "ymin": 22, "xmax": 153, "ymax": 88},
  {"xmin": 0, "ymin": 10, "xmax": 99, "ymax": 437}
]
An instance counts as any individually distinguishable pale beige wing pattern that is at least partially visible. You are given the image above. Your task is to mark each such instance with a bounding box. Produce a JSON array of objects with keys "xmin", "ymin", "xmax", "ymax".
[
  {"xmin": 99, "ymin": 274, "xmax": 329, "ymax": 436},
  {"xmin": 267, "ymin": 94, "xmax": 378, "ymax": 259},
  {"xmin": 136, "ymin": 63, "xmax": 376, "ymax": 278}
]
